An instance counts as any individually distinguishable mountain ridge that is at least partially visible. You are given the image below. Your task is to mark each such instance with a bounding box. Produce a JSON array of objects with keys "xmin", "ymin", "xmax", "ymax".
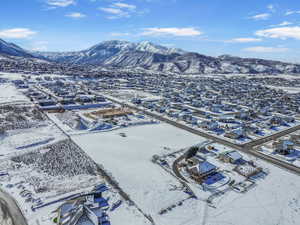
[
  {"xmin": 1, "ymin": 38, "xmax": 300, "ymax": 75},
  {"xmin": 0, "ymin": 39, "xmax": 35, "ymax": 58}
]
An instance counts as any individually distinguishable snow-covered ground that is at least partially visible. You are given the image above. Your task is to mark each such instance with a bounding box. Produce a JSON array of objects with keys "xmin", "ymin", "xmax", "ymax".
[
  {"xmin": 0, "ymin": 72, "xmax": 66, "ymax": 80},
  {"xmin": 47, "ymin": 109, "xmax": 157, "ymax": 136},
  {"xmin": 73, "ymin": 124, "xmax": 300, "ymax": 225},
  {"xmin": 0, "ymin": 79, "xmax": 164, "ymax": 225},
  {"xmin": 0, "ymin": 134, "xmax": 151, "ymax": 225},
  {"xmin": 1, "ymin": 72, "xmax": 300, "ymax": 225},
  {"xmin": 0, "ymin": 84, "xmax": 29, "ymax": 104},
  {"xmin": 267, "ymin": 85, "xmax": 300, "ymax": 94},
  {"xmin": 259, "ymin": 145, "xmax": 300, "ymax": 165},
  {"xmin": 191, "ymin": 143, "xmax": 300, "ymax": 225},
  {"xmin": 202, "ymin": 158, "xmax": 300, "ymax": 225},
  {"xmin": 73, "ymin": 123, "xmax": 207, "ymax": 225},
  {"xmin": 0, "ymin": 103, "xmax": 64, "ymax": 157},
  {"xmin": 0, "ymin": 123, "xmax": 64, "ymax": 156},
  {"xmin": 104, "ymin": 89, "xmax": 162, "ymax": 102},
  {"xmin": 0, "ymin": 72, "xmax": 25, "ymax": 80}
]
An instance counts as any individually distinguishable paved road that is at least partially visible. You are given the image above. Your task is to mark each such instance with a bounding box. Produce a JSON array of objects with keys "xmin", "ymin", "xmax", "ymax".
[
  {"xmin": 0, "ymin": 188, "xmax": 28, "ymax": 225},
  {"xmin": 98, "ymin": 93, "xmax": 300, "ymax": 175},
  {"xmin": 242, "ymin": 147, "xmax": 300, "ymax": 174},
  {"xmin": 243, "ymin": 124, "xmax": 300, "ymax": 148}
]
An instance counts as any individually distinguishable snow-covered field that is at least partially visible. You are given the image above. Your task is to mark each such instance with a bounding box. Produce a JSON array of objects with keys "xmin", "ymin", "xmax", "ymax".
[
  {"xmin": 104, "ymin": 89, "xmax": 162, "ymax": 102},
  {"xmin": 0, "ymin": 103, "xmax": 64, "ymax": 157},
  {"xmin": 0, "ymin": 123, "xmax": 64, "ymax": 156},
  {"xmin": 0, "ymin": 84, "xmax": 29, "ymax": 104},
  {"xmin": 73, "ymin": 123, "xmax": 207, "ymax": 225},
  {"xmin": 73, "ymin": 124, "xmax": 300, "ymax": 225}
]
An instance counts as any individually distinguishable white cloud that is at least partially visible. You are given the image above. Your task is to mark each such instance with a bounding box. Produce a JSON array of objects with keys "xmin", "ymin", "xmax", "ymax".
[
  {"xmin": 243, "ymin": 46, "xmax": 289, "ymax": 53},
  {"xmin": 47, "ymin": 0, "xmax": 75, "ymax": 7},
  {"xmin": 228, "ymin": 37, "xmax": 262, "ymax": 43},
  {"xmin": 0, "ymin": 28, "xmax": 37, "ymax": 39},
  {"xmin": 276, "ymin": 21, "xmax": 293, "ymax": 26},
  {"xmin": 100, "ymin": 7, "xmax": 123, "ymax": 15},
  {"xmin": 256, "ymin": 26, "xmax": 300, "ymax": 40},
  {"xmin": 285, "ymin": 10, "xmax": 300, "ymax": 16},
  {"xmin": 99, "ymin": 7, "xmax": 130, "ymax": 19},
  {"xmin": 112, "ymin": 2, "xmax": 136, "ymax": 10},
  {"xmin": 141, "ymin": 27, "xmax": 202, "ymax": 37},
  {"xmin": 249, "ymin": 13, "xmax": 271, "ymax": 20},
  {"xmin": 99, "ymin": 2, "xmax": 141, "ymax": 19},
  {"xmin": 66, "ymin": 12, "xmax": 86, "ymax": 18}
]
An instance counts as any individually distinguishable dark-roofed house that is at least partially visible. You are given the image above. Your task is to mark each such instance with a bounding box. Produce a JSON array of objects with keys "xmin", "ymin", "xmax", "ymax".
[{"xmin": 187, "ymin": 158, "xmax": 218, "ymax": 182}]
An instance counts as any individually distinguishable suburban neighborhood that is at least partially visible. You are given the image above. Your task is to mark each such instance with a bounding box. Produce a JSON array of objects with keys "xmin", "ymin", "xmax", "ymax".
[{"xmin": 0, "ymin": 70, "xmax": 300, "ymax": 225}]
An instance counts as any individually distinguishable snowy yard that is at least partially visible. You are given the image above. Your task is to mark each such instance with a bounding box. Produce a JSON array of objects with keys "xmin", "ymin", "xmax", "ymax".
[{"xmin": 202, "ymin": 158, "xmax": 300, "ymax": 225}]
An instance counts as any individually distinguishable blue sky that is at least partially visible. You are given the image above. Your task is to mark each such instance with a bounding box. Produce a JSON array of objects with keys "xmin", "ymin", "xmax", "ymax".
[{"xmin": 1, "ymin": 0, "xmax": 300, "ymax": 62}]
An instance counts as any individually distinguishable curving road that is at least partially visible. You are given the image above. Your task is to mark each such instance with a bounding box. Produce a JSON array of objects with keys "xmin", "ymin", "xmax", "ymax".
[
  {"xmin": 0, "ymin": 188, "xmax": 28, "ymax": 225},
  {"xmin": 172, "ymin": 154, "xmax": 189, "ymax": 183}
]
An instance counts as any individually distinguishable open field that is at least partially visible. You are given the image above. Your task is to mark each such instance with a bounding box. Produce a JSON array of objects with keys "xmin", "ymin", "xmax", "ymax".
[
  {"xmin": 73, "ymin": 123, "xmax": 207, "ymax": 225},
  {"xmin": 0, "ymin": 84, "xmax": 29, "ymax": 104},
  {"xmin": 73, "ymin": 124, "xmax": 300, "ymax": 225}
]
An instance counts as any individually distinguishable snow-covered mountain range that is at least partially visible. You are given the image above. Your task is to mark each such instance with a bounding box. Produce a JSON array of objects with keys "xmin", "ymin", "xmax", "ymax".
[{"xmin": 1, "ymin": 38, "xmax": 300, "ymax": 74}]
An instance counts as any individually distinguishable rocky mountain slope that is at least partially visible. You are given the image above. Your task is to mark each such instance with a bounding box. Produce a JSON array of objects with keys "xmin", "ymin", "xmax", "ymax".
[
  {"xmin": 0, "ymin": 39, "xmax": 34, "ymax": 58},
  {"xmin": 33, "ymin": 40, "xmax": 185, "ymax": 65},
  {"xmin": 34, "ymin": 40, "xmax": 300, "ymax": 74},
  {"xmin": 1, "ymin": 38, "xmax": 300, "ymax": 74}
]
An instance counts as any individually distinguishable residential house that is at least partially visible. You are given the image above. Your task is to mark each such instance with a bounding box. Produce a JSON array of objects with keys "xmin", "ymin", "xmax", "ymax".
[
  {"xmin": 224, "ymin": 128, "xmax": 247, "ymax": 139},
  {"xmin": 273, "ymin": 139, "xmax": 295, "ymax": 155},
  {"xmin": 186, "ymin": 157, "xmax": 218, "ymax": 182},
  {"xmin": 199, "ymin": 120, "xmax": 219, "ymax": 131},
  {"xmin": 219, "ymin": 151, "xmax": 243, "ymax": 164}
]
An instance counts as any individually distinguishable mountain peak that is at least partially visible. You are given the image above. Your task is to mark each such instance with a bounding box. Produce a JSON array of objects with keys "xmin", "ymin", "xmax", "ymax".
[
  {"xmin": 136, "ymin": 41, "xmax": 165, "ymax": 53},
  {"xmin": 136, "ymin": 41, "xmax": 185, "ymax": 55},
  {"xmin": 218, "ymin": 54, "xmax": 234, "ymax": 59}
]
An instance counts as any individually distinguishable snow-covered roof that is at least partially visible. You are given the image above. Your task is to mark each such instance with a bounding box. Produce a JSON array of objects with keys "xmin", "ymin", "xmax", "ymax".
[
  {"xmin": 198, "ymin": 161, "xmax": 217, "ymax": 174},
  {"xmin": 283, "ymin": 140, "xmax": 294, "ymax": 146},
  {"xmin": 227, "ymin": 151, "xmax": 243, "ymax": 161}
]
